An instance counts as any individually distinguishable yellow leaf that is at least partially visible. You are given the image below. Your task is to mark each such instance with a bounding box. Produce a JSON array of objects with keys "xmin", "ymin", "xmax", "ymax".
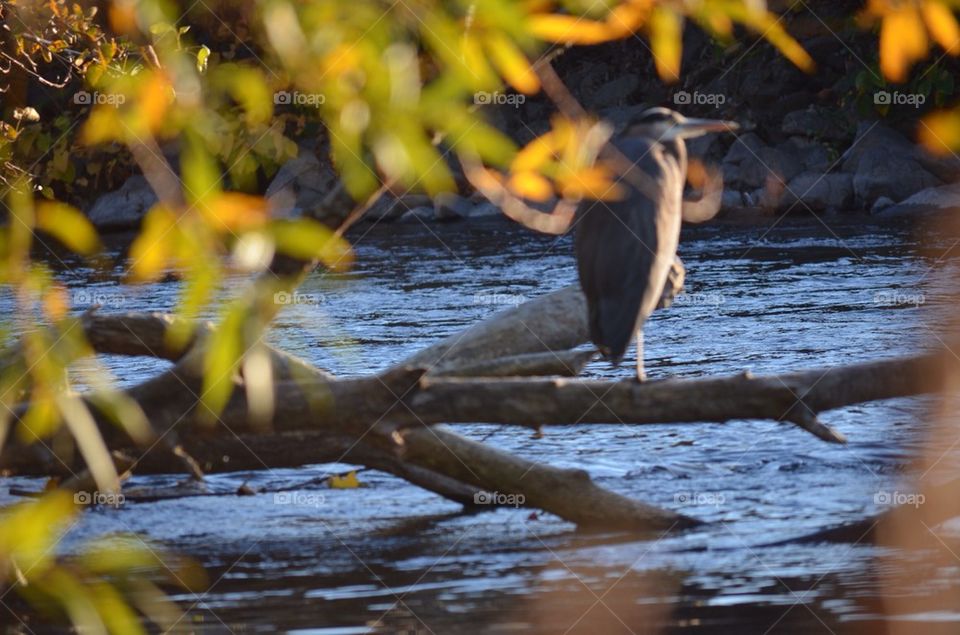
[
  {"xmin": 268, "ymin": 220, "xmax": 354, "ymax": 272},
  {"xmin": 649, "ymin": 7, "xmax": 683, "ymax": 82},
  {"xmin": 511, "ymin": 132, "xmax": 559, "ymax": 172},
  {"xmin": 81, "ymin": 106, "xmax": 122, "ymax": 145},
  {"xmin": 328, "ymin": 471, "xmax": 361, "ymax": 489},
  {"xmin": 484, "ymin": 33, "xmax": 541, "ymax": 94},
  {"xmin": 529, "ymin": 14, "xmax": 615, "ymax": 45},
  {"xmin": 128, "ymin": 205, "xmax": 177, "ymax": 283},
  {"xmin": 759, "ymin": 20, "xmax": 816, "ymax": 73},
  {"xmin": 880, "ymin": 8, "xmax": 928, "ymax": 82},
  {"xmin": 922, "ymin": 2, "xmax": 960, "ymax": 55},
  {"xmin": 35, "ymin": 202, "xmax": 101, "ymax": 255}
]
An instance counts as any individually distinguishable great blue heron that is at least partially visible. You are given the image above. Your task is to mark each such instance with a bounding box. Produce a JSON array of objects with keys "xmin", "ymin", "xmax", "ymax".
[{"xmin": 575, "ymin": 107, "xmax": 737, "ymax": 381}]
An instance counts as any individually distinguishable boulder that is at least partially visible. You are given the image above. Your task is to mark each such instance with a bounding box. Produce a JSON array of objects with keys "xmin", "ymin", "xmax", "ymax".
[
  {"xmin": 852, "ymin": 152, "xmax": 940, "ymax": 207},
  {"xmin": 87, "ymin": 175, "xmax": 158, "ymax": 230},
  {"xmin": 841, "ymin": 123, "xmax": 943, "ymax": 206},
  {"xmin": 265, "ymin": 142, "xmax": 353, "ymax": 227},
  {"xmin": 722, "ymin": 133, "xmax": 803, "ymax": 190},
  {"xmin": 397, "ymin": 206, "xmax": 435, "ymax": 224},
  {"xmin": 720, "ymin": 189, "xmax": 745, "ymax": 210},
  {"xmin": 434, "ymin": 192, "xmax": 473, "ymax": 221},
  {"xmin": 466, "ymin": 202, "xmax": 502, "ymax": 219},
  {"xmin": 780, "ymin": 172, "xmax": 853, "ymax": 211},
  {"xmin": 871, "ymin": 196, "xmax": 895, "ymax": 214},
  {"xmin": 363, "ymin": 193, "xmax": 433, "ymax": 223},
  {"xmin": 875, "ymin": 182, "xmax": 960, "ymax": 217}
]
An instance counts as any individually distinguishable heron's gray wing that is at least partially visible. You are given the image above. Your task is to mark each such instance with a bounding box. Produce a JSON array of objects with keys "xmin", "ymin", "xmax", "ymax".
[{"xmin": 574, "ymin": 146, "xmax": 669, "ymax": 362}]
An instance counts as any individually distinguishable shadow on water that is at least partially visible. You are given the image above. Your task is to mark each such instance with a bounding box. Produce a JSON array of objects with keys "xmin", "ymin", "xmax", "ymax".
[{"xmin": 5, "ymin": 214, "xmax": 960, "ymax": 633}]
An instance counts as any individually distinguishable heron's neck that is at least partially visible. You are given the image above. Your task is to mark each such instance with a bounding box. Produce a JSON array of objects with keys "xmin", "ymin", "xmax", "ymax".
[{"xmin": 663, "ymin": 139, "xmax": 688, "ymax": 174}]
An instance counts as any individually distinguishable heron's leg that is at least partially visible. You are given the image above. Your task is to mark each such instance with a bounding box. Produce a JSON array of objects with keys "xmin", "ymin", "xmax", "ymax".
[{"xmin": 634, "ymin": 330, "xmax": 647, "ymax": 383}]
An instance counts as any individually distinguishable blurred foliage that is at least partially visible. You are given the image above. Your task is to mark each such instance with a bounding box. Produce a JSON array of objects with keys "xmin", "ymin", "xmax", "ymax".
[
  {"xmin": 2, "ymin": 0, "xmax": 960, "ymax": 630},
  {"xmin": 0, "ymin": 493, "xmax": 206, "ymax": 634}
]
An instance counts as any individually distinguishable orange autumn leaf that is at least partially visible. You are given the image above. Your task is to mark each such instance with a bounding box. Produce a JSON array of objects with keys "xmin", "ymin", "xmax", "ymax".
[
  {"xmin": 508, "ymin": 171, "xmax": 554, "ymax": 201},
  {"xmin": 202, "ymin": 193, "xmax": 269, "ymax": 233},
  {"xmin": 604, "ymin": 1, "xmax": 652, "ymax": 38},
  {"xmin": 919, "ymin": 109, "xmax": 960, "ymax": 155},
  {"xmin": 559, "ymin": 166, "xmax": 624, "ymax": 201},
  {"xmin": 921, "ymin": 2, "xmax": 960, "ymax": 54},
  {"xmin": 880, "ymin": 7, "xmax": 929, "ymax": 82}
]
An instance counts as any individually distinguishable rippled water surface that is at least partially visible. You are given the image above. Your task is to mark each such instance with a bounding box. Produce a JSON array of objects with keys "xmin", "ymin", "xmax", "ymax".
[{"xmin": 5, "ymin": 215, "xmax": 960, "ymax": 634}]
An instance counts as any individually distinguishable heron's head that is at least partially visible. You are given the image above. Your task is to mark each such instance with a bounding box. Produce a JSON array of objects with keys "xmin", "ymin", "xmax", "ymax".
[{"xmin": 625, "ymin": 107, "xmax": 738, "ymax": 142}]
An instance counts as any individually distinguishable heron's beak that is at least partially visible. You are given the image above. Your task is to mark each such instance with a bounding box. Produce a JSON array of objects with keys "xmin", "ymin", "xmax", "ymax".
[{"xmin": 670, "ymin": 118, "xmax": 739, "ymax": 139}]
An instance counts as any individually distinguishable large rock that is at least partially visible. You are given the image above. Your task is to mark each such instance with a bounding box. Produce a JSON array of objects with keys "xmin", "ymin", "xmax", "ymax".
[
  {"xmin": 876, "ymin": 182, "xmax": 960, "ymax": 217},
  {"xmin": 842, "ymin": 123, "xmax": 942, "ymax": 206},
  {"xmin": 265, "ymin": 141, "xmax": 353, "ymax": 227},
  {"xmin": 780, "ymin": 172, "xmax": 853, "ymax": 211},
  {"xmin": 434, "ymin": 192, "xmax": 473, "ymax": 221},
  {"xmin": 87, "ymin": 175, "xmax": 158, "ymax": 230},
  {"xmin": 721, "ymin": 133, "xmax": 803, "ymax": 190}
]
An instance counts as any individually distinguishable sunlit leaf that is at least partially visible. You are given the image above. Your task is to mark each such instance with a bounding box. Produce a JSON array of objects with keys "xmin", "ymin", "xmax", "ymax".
[
  {"xmin": 127, "ymin": 205, "xmax": 178, "ymax": 283},
  {"xmin": 649, "ymin": 6, "xmax": 683, "ymax": 82},
  {"xmin": 268, "ymin": 220, "xmax": 354, "ymax": 272},
  {"xmin": 196, "ymin": 45, "xmax": 211, "ymax": 73},
  {"xmin": 508, "ymin": 171, "xmax": 554, "ymax": 201},
  {"xmin": 203, "ymin": 193, "xmax": 269, "ymax": 233},
  {"xmin": 484, "ymin": 32, "xmax": 541, "ymax": 94},
  {"xmin": 880, "ymin": 7, "xmax": 929, "ymax": 82},
  {"xmin": 529, "ymin": 14, "xmax": 614, "ymax": 45},
  {"xmin": 35, "ymin": 202, "xmax": 101, "ymax": 255},
  {"xmin": 328, "ymin": 470, "xmax": 361, "ymax": 489},
  {"xmin": 919, "ymin": 109, "xmax": 960, "ymax": 154},
  {"xmin": 921, "ymin": 2, "xmax": 960, "ymax": 55}
]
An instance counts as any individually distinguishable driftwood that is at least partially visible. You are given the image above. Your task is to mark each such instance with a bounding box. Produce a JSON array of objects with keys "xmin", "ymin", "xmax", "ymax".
[{"xmin": 0, "ymin": 275, "xmax": 951, "ymax": 532}]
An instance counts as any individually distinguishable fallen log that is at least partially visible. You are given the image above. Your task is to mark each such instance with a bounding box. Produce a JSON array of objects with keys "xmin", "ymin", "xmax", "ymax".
[{"xmin": 0, "ymin": 280, "xmax": 951, "ymax": 531}]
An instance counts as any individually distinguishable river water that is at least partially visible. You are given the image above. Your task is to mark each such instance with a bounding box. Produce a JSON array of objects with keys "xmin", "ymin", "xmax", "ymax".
[{"xmin": 4, "ymin": 215, "xmax": 960, "ymax": 634}]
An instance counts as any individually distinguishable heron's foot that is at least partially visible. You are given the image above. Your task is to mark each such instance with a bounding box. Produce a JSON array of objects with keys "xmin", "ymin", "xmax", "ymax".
[{"xmin": 633, "ymin": 370, "xmax": 648, "ymax": 383}]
